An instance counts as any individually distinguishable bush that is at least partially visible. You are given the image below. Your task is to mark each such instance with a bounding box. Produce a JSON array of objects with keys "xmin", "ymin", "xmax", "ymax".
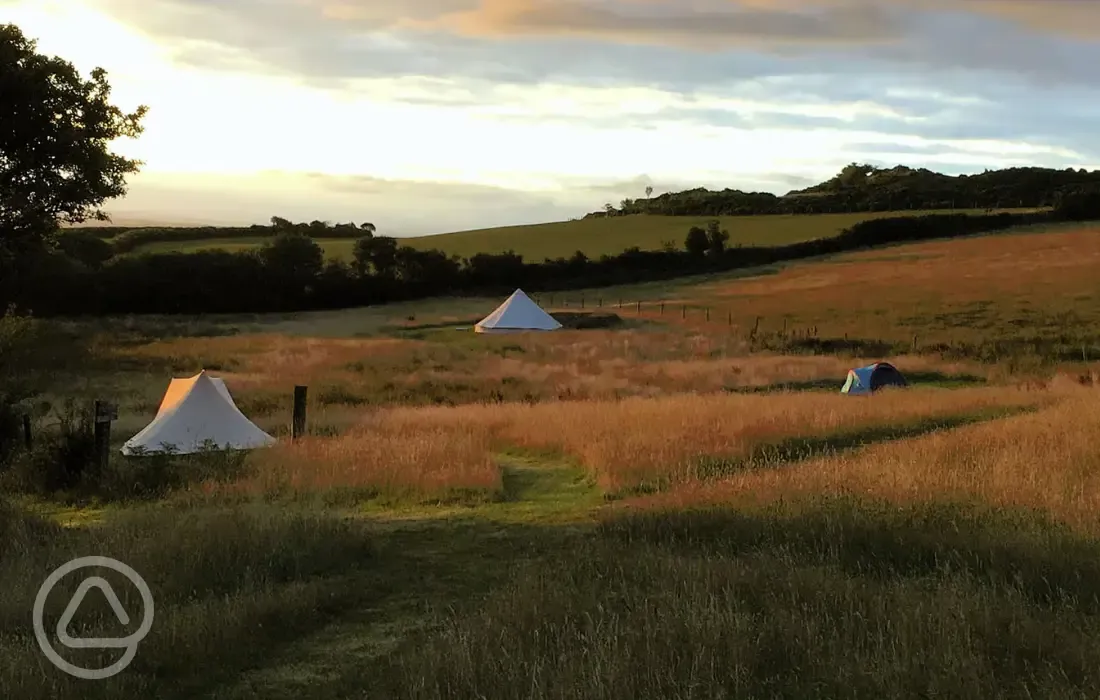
[
  {"xmin": 55, "ymin": 230, "xmax": 115, "ymax": 268},
  {"xmin": 0, "ymin": 401, "xmax": 23, "ymax": 468},
  {"xmin": 1, "ymin": 405, "xmax": 97, "ymax": 495},
  {"xmin": 1053, "ymin": 189, "xmax": 1100, "ymax": 221}
]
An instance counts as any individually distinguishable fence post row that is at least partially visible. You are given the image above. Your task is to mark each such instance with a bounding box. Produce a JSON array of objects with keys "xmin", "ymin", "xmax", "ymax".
[{"xmin": 22, "ymin": 414, "xmax": 31, "ymax": 449}]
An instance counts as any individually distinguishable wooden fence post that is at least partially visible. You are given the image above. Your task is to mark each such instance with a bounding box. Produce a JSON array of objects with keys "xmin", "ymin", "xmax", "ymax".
[
  {"xmin": 637, "ymin": 300, "xmax": 641, "ymax": 314},
  {"xmin": 93, "ymin": 400, "xmax": 115, "ymax": 473},
  {"xmin": 580, "ymin": 295, "xmax": 584, "ymax": 309},
  {"xmin": 598, "ymin": 297, "xmax": 602, "ymax": 307},
  {"xmin": 705, "ymin": 307, "xmax": 710, "ymax": 322},
  {"xmin": 660, "ymin": 302, "xmax": 665, "ymax": 315},
  {"xmin": 681, "ymin": 305, "xmax": 686, "ymax": 319},
  {"xmin": 293, "ymin": 386, "xmax": 308, "ymax": 441},
  {"xmin": 22, "ymin": 414, "xmax": 31, "ymax": 449},
  {"xmin": 728, "ymin": 311, "xmax": 732, "ymax": 326}
]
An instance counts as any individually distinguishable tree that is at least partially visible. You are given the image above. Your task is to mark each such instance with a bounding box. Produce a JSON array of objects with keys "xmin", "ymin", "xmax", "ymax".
[
  {"xmin": 645, "ymin": 185, "xmax": 653, "ymax": 199},
  {"xmin": 836, "ymin": 162, "xmax": 876, "ymax": 188},
  {"xmin": 0, "ymin": 25, "xmax": 147, "ymax": 251},
  {"xmin": 258, "ymin": 232, "xmax": 323, "ymax": 290},
  {"xmin": 1053, "ymin": 188, "xmax": 1100, "ymax": 221},
  {"xmin": 352, "ymin": 235, "xmax": 398, "ymax": 277},
  {"xmin": 359, "ymin": 222, "xmax": 376, "ymax": 234},
  {"xmin": 705, "ymin": 219, "xmax": 729, "ymax": 257},
  {"xmin": 684, "ymin": 226, "xmax": 708, "ymax": 257}
]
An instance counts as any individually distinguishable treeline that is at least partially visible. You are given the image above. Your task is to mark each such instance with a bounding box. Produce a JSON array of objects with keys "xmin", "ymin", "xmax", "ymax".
[
  {"xmin": 8, "ymin": 196, "xmax": 1098, "ymax": 318},
  {"xmin": 594, "ymin": 165, "xmax": 1100, "ymax": 218},
  {"xmin": 71, "ymin": 217, "xmax": 378, "ymax": 254}
]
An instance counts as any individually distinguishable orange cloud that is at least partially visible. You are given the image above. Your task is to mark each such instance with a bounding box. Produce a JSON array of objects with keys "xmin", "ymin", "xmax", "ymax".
[
  {"xmin": 317, "ymin": 0, "xmax": 1100, "ymax": 44},
  {"xmin": 396, "ymin": 0, "xmax": 902, "ymax": 49}
]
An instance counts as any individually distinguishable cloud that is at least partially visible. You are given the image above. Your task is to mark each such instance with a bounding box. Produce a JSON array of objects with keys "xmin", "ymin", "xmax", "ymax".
[
  {"xmin": 412, "ymin": 0, "xmax": 1100, "ymax": 43},
  {"xmin": 406, "ymin": 0, "xmax": 904, "ymax": 49},
  {"xmin": 111, "ymin": 171, "xmax": 605, "ymax": 235},
  {"xmin": 82, "ymin": 0, "xmax": 1100, "ymax": 93}
]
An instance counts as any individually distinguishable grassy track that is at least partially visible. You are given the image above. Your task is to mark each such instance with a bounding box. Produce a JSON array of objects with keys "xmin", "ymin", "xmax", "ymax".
[
  {"xmin": 7, "ymin": 393, "xmax": 1100, "ymax": 698},
  {"xmin": 127, "ymin": 208, "xmax": 1040, "ymax": 261}
]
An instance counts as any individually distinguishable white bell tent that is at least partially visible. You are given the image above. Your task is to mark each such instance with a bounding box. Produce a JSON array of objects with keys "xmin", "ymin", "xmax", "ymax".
[
  {"xmin": 475, "ymin": 289, "xmax": 562, "ymax": 334},
  {"xmin": 121, "ymin": 371, "xmax": 276, "ymax": 456}
]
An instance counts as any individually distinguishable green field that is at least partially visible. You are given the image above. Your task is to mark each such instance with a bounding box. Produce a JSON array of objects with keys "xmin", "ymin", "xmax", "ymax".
[{"xmin": 129, "ymin": 209, "xmax": 1040, "ymax": 261}]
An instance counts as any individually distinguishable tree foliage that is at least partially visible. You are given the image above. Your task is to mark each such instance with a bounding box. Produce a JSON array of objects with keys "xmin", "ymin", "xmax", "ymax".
[
  {"xmin": 0, "ymin": 24, "xmax": 147, "ymax": 243},
  {"xmin": 704, "ymin": 220, "xmax": 730, "ymax": 257},
  {"xmin": 684, "ymin": 226, "xmax": 709, "ymax": 257},
  {"xmin": 0, "ymin": 24, "xmax": 147, "ymax": 308}
]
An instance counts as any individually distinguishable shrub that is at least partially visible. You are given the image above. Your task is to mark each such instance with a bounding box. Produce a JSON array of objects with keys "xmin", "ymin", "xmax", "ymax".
[{"xmin": 2, "ymin": 404, "xmax": 97, "ymax": 495}]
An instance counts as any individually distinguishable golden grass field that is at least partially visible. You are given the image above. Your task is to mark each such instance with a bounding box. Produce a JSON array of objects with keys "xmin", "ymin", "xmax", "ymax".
[
  {"xmin": 624, "ymin": 379, "xmax": 1100, "ymax": 531},
  {"xmin": 6, "ymin": 221, "xmax": 1100, "ymax": 698},
  {"xmin": 129, "ymin": 208, "xmax": 1038, "ymax": 261}
]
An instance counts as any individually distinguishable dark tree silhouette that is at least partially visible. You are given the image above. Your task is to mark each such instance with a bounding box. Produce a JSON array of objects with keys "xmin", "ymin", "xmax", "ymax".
[
  {"xmin": 705, "ymin": 220, "xmax": 730, "ymax": 257},
  {"xmin": 685, "ymin": 226, "xmax": 709, "ymax": 257},
  {"xmin": 0, "ymin": 23, "xmax": 147, "ymax": 303}
]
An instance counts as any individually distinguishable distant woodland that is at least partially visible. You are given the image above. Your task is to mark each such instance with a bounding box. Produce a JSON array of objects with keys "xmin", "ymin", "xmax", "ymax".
[
  {"xmin": 590, "ymin": 164, "xmax": 1100, "ymax": 217},
  {"xmin": 2, "ymin": 164, "xmax": 1098, "ymax": 317}
]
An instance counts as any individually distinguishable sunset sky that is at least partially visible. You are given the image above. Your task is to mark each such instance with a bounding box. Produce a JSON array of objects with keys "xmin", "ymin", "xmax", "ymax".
[{"xmin": 3, "ymin": 0, "xmax": 1100, "ymax": 236}]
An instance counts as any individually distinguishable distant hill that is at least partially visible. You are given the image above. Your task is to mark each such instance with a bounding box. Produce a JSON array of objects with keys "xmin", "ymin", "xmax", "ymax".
[
  {"xmin": 91, "ymin": 209, "xmax": 1041, "ymax": 263},
  {"xmin": 65, "ymin": 215, "xmax": 216, "ymax": 229},
  {"xmin": 592, "ymin": 164, "xmax": 1100, "ymax": 218},
  {"xmin": 57, "ymin": 163, "xmax": 1095, "ymax": 262}
]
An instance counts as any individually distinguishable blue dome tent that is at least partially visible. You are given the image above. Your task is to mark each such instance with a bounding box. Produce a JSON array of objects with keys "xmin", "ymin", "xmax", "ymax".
[{"xmin": 840, "ymin": 362, "xmax": 908, "ymax": 396}]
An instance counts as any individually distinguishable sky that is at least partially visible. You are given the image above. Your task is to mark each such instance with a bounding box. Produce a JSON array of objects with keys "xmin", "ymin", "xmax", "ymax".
[{"xmin": 3, "ymin": 0, "xmax": 1100, "ymax": 236}]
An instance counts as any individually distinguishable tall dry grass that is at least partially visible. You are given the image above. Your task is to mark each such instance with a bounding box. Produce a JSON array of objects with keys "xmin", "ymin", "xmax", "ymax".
[
  {"xmin": 676, "ymin": 225, "xmax": 1100, "ymax": 347},
  {"xmin": 628, "ymin": 381, "xmax": 1100, "ymax": 530},
  {"xmin": 0, "ymin": 500, "xmax": 376, "ymax": 700},
  {"xmin": 296, "ymin": 384, "xmax": 1049, "ymax": 497},
  {"xmin": 100, "ymin": 323, "xmax": 991, "ymax": 420},
  {"xmin": 220, "ymin": 423, "xmax": 500, "ymax": 502}
]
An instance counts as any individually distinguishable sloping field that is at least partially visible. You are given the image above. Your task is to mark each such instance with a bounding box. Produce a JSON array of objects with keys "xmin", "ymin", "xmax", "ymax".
[
  {"xmin": 127, "ymin": 208, "xmax": 1038, "ymax": 261},
  {"xmin": 644, "ymin": 223, "xmax": 1100, "ymax": 358}
]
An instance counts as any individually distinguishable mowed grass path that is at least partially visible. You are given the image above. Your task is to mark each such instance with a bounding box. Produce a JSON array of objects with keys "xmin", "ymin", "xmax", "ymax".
[
  {"xmin": 7, "ymin": 384, "xmax": 1100, "ymax": 699},
  {"xmin": 128, "ymin": 209, "xmax": 1037, "ymax": 261}
]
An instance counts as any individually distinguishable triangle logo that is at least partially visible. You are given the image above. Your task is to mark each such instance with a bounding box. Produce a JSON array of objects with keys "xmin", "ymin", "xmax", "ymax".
[{"xmin": 55, "ymin": 576, "xmax": 134, "ymax": 649}]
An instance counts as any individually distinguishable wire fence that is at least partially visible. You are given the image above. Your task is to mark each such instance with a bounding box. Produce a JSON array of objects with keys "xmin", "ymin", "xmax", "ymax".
[
  {"xmin": 529, "ymin": 292, "xmax": 929, "ymax": 354},
  {"xmin": 529, "ymin": 292, "xmax": 832, "ymax": 344}
]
